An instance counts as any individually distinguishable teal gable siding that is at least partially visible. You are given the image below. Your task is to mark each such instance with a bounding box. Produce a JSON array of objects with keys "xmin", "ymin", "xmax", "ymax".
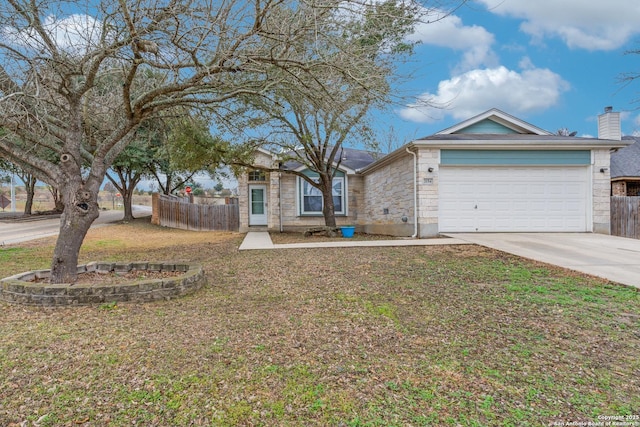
[
  {"xmin": 441, "ymin": 150, "xmax": 591, "ymax": 166},
  {"xmin": 453, "ymin": 119, "xmax": 519, "ymax": 134}
]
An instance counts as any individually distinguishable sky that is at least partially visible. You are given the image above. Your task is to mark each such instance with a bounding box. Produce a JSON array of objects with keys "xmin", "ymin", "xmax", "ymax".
[
  {"xmin": 185, "ymin": 0, "xmax": 640, "ymax": 190},
  {"xmin": 4, "ymin": 0, "xmax": 640, "ymax": 190},
  {"xmin": 377, "ymin": 0, "xmax": 640, "ymax": 145}
]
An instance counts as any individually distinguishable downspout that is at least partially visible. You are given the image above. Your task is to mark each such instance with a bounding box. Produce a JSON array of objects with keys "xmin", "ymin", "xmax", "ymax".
[{"xmin": 406, "ymin": 147, "xmax": 418, "ymax": 238}]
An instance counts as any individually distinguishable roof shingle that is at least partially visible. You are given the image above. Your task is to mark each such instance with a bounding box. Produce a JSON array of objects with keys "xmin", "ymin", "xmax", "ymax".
[{"xmin": 611, "ymin": 136, "xmax": 640, "ymax": 178}]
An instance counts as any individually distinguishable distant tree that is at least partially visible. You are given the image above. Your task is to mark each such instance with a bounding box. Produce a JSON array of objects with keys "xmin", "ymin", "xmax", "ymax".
[
  {"xmin": 214, "ymin": 182, "xmax": 224, "ymax": 193},
  {"xmin": 102, "ymin": 181, "xmax": 117, "ymax": 209},
  {"xmin": 146, "ymin": 116, "xmax": 228, "ymax": 196},
  {"xmin": 106, "ymin": 125, "xmax": 155, "ymax": 220},
  {"xmin": 0, "ymin": 158, "xmax": 37, "ymax": 214},
  {"xmin": 556, "ymin": 128, "xmax": 577, "ymax": 137},
  {"xmin": 17, "ymin": 170, "xmax": 37, "ymax": 214},
  {"xmin": 47, "ymin": 185, "xmax": 64, "ymax": 212},
  {"xmin": 103, "ymin": 182, "xmax": 116, "ymax": 194}
]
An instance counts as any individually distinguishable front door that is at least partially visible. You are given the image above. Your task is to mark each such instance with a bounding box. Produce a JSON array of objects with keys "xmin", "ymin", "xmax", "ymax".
[{"xmin": 249, "ymin": 185, "xmax": 267, "ymax": 226}]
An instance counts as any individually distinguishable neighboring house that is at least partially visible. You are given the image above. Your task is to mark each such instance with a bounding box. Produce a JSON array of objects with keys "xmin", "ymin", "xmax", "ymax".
[
  {"xmin": 237, "ymin": 108, "xmax": 629, "ymax": 236},
  {"xmin": 611, "ymin": 135, "xmax": 640, "ymax": 196}
]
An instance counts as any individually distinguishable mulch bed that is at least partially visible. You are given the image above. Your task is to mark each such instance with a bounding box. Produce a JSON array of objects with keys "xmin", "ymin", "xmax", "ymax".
[{"xmin": 30, "ymin": 270, "xmax": 183, "ymax": 286}]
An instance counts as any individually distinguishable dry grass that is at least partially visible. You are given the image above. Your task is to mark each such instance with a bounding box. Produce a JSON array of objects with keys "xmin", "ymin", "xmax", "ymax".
[{"xmin": 1, "ymin": 218, "xmax": 639, "ymax": 426}]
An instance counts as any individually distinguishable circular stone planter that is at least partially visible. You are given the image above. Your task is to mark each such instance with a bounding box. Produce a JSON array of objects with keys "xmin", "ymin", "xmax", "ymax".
[{"xmin": 0, "ymin": 262, "xmax": 206, "ymax": 306}]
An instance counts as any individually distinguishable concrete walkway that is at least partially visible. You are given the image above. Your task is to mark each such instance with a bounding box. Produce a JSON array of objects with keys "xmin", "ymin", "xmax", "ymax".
[{"xmin": 238, "ymin": 231, "xmax": 471, "ymax": 251}]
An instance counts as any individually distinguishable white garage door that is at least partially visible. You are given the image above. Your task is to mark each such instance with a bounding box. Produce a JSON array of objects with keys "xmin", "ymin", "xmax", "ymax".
[{"xmin": 439, "ymin": 166, "xmax": 590, "ymax": 232}]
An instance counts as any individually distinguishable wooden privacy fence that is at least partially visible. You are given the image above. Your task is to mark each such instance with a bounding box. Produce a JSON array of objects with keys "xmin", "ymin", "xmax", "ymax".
[
  {"xmin": 153, "ymin": 193, "xmax": 239, "ymax": 231},
  {"xmin": 610, "ymin": 196, "xmax": 640, "ymax": 239}
]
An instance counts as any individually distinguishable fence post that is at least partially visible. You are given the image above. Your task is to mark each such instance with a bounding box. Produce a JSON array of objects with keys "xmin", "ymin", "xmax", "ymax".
[{"xmin": 151, "ymin": 193, "xmax": 160, "ymax": 225}]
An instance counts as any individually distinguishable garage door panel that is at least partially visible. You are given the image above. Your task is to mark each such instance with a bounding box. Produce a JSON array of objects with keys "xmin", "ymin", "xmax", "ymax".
[{"xmin": 439, "ymin": 166, "xmax": 589, "ymax": 232}]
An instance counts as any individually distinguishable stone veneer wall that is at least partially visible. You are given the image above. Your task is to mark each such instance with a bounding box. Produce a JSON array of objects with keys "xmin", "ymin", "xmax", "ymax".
[
  {"xmin": 268, "ymin": 170, "xmax": 281, "ymax": 230},
  {"xmin": 362, "ymin": 153, "xmax": 415, "ymax": 236},
  {"xmin": 237, "ymin": 169, "xmax": 250, "ymax": 232},
  {"xmin": 592, "ymin": 148, "xmax": 612, "ymax": 234},
  {"xmin": 611, "ymin": 181, "xmax": 625, "ymax": 196},
  {"xmin": 416, "ymin": 148, "xmax": 440, "ymax": 237},
  {"xmin": 278, "ymin": 173, "xmax": 363, "ymax": 232},
  {"xmin": 0, "ymin": 262, "xmax": 206, "ymax": 306},
  {"xmin": 239, "ymin": 150, "xmax": 364, "ymax": 232}
]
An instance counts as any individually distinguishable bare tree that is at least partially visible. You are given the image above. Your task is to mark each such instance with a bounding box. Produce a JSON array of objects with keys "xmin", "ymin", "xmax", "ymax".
[
  {"xmin": 0, "ymin": 0, "xmax": 401, "ymax": 283},
  {"xmin": 556, "ymin": 128, "xmax": 577, "ymax": 137},
  {"xmin": 47, "ymin": 185, "xmax": 64, "ymax": 212},
  {"xmin": 233, "ymin": 74, "xmax": 380, "ymax": 227},
  {"xmin": 228, "ymin": 0, "xmax": 433, "ymax": 227}
]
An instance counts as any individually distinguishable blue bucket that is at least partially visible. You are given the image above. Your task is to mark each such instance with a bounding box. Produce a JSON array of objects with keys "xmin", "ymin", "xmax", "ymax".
[{"xmin": 340, "ymin": 226, "xmax": 355, "ymax": 238}]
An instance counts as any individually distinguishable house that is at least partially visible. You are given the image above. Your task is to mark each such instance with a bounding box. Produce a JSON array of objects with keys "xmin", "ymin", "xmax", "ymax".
[
  {"xmin": 611, "ymin": 135, "xmax": 640, "ymax": 196},
  {"xmin": 237, "ymin": 108, "xmax": 629, "ymax": 236}
]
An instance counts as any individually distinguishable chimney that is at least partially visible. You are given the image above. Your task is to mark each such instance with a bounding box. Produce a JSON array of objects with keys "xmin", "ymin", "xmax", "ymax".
[{"xmin": 597, "ymin": 106, "xmax": 621, "ymax": 140}]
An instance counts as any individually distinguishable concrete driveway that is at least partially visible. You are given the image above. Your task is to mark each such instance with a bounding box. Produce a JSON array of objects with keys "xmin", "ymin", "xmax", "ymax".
[
  {"xmin": 446, "ymin": 233, "xmax": 640, "ymax": 289},
  {"xmin": 0, "ymin": 205, "xmax": 152, "ymax": 245}
]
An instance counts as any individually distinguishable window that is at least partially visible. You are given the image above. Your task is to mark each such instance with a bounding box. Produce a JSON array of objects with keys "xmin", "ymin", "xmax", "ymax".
[
  {"xmin": 299, "ymin": 176, "xmax": 345, "ymax": 215},
  {"xmin": 248, "ymin": 170, "xmax": 266, "ymax": 181},
  {"xmin": 627, "ymin": 181, "xmax": 640, "ymax": 196}
]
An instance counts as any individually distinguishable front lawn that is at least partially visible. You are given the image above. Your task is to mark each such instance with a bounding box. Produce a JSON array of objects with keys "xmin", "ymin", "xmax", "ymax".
[{"xmin": 1, "ymin": 218, "xmax": 638, "ymax": 426}]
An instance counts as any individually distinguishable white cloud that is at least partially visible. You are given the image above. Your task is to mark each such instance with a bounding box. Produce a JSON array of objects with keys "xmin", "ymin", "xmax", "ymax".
[
  {"xmin": 399, "ymin": 64, "xmax": 570, "ymax": 123},
  {"xmin": 477, "ymin": 0, "xmax": 640, "ymax": 50},
  {"xmin": 408, "ymin": 12, "xmax": 497, "ymax": 71},
  {"xmin": 2, "ymin": 14, "xmax": 104, "ymax": 55}
]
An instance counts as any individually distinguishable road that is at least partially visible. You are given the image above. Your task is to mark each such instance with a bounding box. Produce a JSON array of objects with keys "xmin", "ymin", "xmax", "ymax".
[{"xmin": 0, "ymin": 205, "xmax": 152, "ymax": 245}]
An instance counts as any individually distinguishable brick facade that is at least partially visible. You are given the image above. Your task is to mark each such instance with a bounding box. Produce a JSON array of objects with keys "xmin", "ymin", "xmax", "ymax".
[{"xmin": 362, "ymin": 153, "xmax": 415, "ymax": 236}]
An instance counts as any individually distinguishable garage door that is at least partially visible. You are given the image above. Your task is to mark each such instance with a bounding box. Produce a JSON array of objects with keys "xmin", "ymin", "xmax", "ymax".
[{"xmin": 439, "ymin": 166, "xmax": 590, "ymax": 232}]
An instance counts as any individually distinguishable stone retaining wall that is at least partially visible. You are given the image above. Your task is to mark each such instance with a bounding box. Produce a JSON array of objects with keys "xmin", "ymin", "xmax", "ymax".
[{"xmin": 0, "ymin": 262, "xmax": 206, "ymax": 306}]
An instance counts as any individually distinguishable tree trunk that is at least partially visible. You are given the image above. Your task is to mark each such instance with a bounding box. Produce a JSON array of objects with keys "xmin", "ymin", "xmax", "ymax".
[
  {"xmin": 23, "ymin": 174, "xmax": 36, "ymax": 215},
  {"xmin": 106, "ymin": 169, "xmax": 141, "ymax": 221},
  {"xmin": 122, "ymin": 189, "xmax": 134, "ymax": 221},
  {"xmin": 319, "ymin": 174, "xmax": 336, "ymax": 227},
  {"xmin": 49, "ymin": 187, "xmax": 100, "ymax": 284}
]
